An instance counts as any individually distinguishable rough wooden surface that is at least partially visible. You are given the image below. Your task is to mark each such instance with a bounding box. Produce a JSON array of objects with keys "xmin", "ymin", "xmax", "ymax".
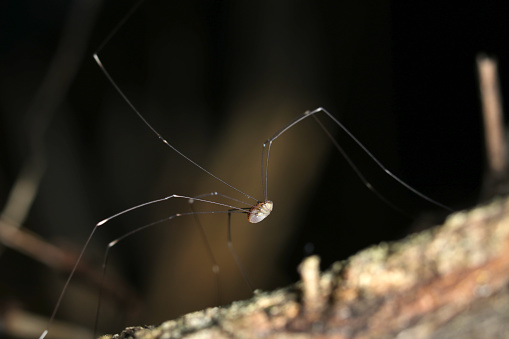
[{"xmin": 101, "ymin": 196, "xmax": 509, "ymax": 339}]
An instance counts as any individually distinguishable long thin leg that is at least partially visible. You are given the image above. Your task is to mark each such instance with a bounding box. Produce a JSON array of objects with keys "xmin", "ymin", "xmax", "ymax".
[
  {"xmin": 93, "ymin": 58, "xmax": 258, "ymax": 205},
  {"xmin": 188, "ymin": 191, "xmax": 254, "ymax": 298},
  {"xmin": 311, "ymin": 114, "xmax": 410, "ymax": 217},
  {"xmin": 94, "ymin": 208, "xmax": 248, "ymax": 335},
  {"xmin": 227, "ymin": 211, "xmax": 254, "ymax": 292},
  {"xmin": 192, "ymin": 192, "xmax": 257, "ymax": 296},
  {"xmin": 94, "ymin": 243, "xmax": 111, "ymax": 337},
  {"xmin": 40, "ymin": 194, "xmax": 248, "ymax": 339},
  {"xmin": 189, "ymin": 195, "xmax": 222, "ymax": 305},
  {"xmin": 191, "ymin": 192, "xmax": 253, "ymax": 209},
  {"xmin": 92, "ymin": 2, "xmax": 261, "ymax": 208},
  {"xmin": 261, "ymin": 107, "xmax": 453, "ymax": 214}
]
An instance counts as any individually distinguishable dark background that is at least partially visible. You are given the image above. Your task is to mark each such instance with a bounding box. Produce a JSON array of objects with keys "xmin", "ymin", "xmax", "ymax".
[{"xmin": 1, "ymin": 0, "xmax": 507, "ymax": 337}]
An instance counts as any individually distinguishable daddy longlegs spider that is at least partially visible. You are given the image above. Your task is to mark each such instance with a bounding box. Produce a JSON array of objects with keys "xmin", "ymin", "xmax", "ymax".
[{"xmin": 38, "ymin": 3, "xmax": 454, "ymax": 339}]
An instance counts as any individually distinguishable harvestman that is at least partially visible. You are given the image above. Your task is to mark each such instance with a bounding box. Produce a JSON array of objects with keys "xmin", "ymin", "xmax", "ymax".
[
  {"xmin": 38, "ymin": 107, "xmax": 452, "ymax": 339},
  {"xmin": 38, "ymin": 12, "xmax": 453, "ymax": 339}
]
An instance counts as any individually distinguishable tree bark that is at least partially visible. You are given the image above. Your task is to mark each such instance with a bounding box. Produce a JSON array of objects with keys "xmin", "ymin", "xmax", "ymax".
[{"xmin": 101, "ymin": 196, "xmax": 509, "ymax": 338}]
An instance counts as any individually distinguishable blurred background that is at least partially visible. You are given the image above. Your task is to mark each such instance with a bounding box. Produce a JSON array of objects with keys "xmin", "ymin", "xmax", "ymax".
[{"xmin": 1, "ymin": 0, "xmax": 508, "ymax": 337}]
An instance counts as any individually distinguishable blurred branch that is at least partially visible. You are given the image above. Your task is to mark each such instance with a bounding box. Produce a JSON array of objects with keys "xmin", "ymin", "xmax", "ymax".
[
  {"xmin": 1, "ymin": 304, "xmax": 92, "ymax": 339},
  {"xmin": 0, "ymin": 219, "xmax": 141, "ymax": 334},
  {"xmin": 477, "ymin": 54, "xmax": 509, "ymax": 199},
  {"xmin": 103, "ymin": 196, "xmax": 509, "ymax": 338},
  {"xmin": 0, "ymin": 0, "xmax": 102, "ymax": 246},
  {"xmin": 0, "ymin": 219, "xmax": 73, "ymax": 271},
  {"xmin": 0, "ymin": 1, "xmax": 144, "ymax": 337}
]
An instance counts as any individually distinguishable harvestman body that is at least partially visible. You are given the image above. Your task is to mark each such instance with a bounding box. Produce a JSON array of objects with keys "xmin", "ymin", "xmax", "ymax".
[
  {"xmin": 248, "ymin": 201, "xmax": 273, "ymax": 223},
  {"xmin": 38, "ymin": 8, "xmax": 453, "ymax": 339}
]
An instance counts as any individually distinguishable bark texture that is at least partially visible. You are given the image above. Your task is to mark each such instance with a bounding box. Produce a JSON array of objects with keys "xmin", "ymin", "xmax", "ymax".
[{"xmin": 102, "ymin": 196, "xmax": 509, "ymax": 339}]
